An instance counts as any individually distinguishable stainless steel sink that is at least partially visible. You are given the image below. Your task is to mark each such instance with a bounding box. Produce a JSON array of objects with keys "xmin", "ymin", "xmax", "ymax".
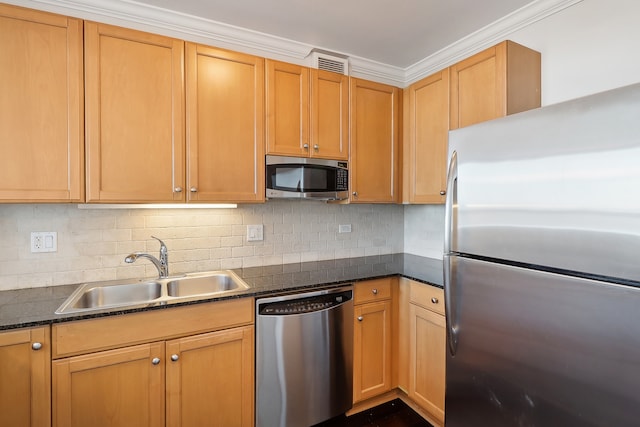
[
  {"xmin": 55, "ymin": 270, "xmax": 249, "ymax": 314},
  {"xmin": 166, "ymin": 271, "xmax": 248, "ymax": 297}
]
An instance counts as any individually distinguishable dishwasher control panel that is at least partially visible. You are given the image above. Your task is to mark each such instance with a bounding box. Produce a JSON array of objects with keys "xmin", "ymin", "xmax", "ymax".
[{"xmin": 258, "ymin": 289, "xmax": 353, "ymax": 315}]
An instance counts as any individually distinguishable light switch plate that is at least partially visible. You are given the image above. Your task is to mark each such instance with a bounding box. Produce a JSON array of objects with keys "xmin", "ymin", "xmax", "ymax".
[{"xmin": 247, "ymin": 224, "xmax": 264, "ymax": 242}]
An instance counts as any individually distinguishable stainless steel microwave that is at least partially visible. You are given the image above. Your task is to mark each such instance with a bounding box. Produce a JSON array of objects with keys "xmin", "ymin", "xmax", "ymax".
[{"xmin": 265, "ymin": 155, "xmax": 349, "ymax": 201}]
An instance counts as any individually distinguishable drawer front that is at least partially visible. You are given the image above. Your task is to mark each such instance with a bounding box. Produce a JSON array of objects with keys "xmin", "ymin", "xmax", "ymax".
[
  {"xmin": 53, "ymin": 298, "xmax": 254, "ymax": 358},
  {"xmin": 410, "ymin": 282, "xmax": 444, "ymax": 315},
  {"xmin": 354, "ymin": 278, "xmax": 392, "ymax": 304}
]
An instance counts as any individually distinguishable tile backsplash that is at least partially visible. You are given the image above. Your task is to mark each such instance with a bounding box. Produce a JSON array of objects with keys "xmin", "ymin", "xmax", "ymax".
[{"xmin": 0, "ymin": 201, "xmax": 404, "ymax": 291}]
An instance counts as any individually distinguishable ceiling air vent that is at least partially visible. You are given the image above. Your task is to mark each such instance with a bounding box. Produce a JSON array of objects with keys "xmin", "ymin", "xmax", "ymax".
[{"xmin": 311, "ymin": 51, "xmax": 349, "ymax": 76}]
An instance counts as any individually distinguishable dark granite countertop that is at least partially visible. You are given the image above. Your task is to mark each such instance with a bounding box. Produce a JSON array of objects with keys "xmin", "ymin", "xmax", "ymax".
[{"xmin": 0, "ymin": 253, "xmax": 443, "ymax": 330}]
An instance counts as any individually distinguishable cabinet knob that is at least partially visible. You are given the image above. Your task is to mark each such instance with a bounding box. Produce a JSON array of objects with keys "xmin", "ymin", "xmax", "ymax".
[
  {"xmin": 313, "ymin": 144, "xmax": 319, "ymax": 150},
  {"xmin": 303, "ymin": 143, "xmax": 309, "ymax": 149},
  {"xmin": 431, "ymin": 297, "xmax": 439, "ymax": 304},
  {"xmin": 352, "ymin": 191, "xmax": 358, "ymax": 197},
  {"xmin": 357, "ymin": 316, "xmax": 363, "ymax": 322},
  {"xmin": 174, "ymin": 187, "xmax": 183, "ymax": 193},
  {"xmin": 152, "ymin": 357, "xmax": 161, "ymax": 365},
  {"xmin": 32, "ymin": 342, "xmax": 42, "ymax": 351},
  {"xmin": 190, "ymin": 187, "xmax": 198, "ymax": 193},
  {"xmin": 439, "ymin": 190, "xmax": 446, "ymax": 196},
  {"xmin": 372, "ymin": 289, "xmax": 378, "ymax": 295},
  {"xmin": 171, "ymin": 354, "xmax": 179, "ymax": 362}
]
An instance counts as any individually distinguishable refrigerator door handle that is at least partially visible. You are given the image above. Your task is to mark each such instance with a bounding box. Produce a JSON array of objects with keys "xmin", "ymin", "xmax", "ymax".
[
  {"xmin": 444, "ymin": 254, "xmax": 459, "ymax": 356},
  {"xmin": 444, "ymin": 151, "xmax": 459, "ymax": 356},
  {"xmin": 443, "ymin": 151, "xmax": 457, "ymax": 254}
]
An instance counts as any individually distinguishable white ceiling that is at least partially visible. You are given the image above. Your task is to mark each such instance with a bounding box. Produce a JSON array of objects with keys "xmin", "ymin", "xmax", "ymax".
[{"xmin": 137, "ymin": 0, "xmax": 535, "ymax": 68}]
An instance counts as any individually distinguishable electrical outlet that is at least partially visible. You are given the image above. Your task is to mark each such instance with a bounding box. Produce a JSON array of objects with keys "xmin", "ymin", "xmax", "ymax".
[
  {"xmin": 247, "ymin": 224, "xmax": 264, "ymax": 242},
  {"xmin": 338, "ymin": 224, "xmax": 352, "ymax": 233},
  {"xmin": 31, "ymin": 232, "xmax": 57, "ymax": 253}
]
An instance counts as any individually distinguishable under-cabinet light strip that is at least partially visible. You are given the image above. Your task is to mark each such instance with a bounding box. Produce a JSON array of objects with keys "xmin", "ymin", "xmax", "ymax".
[{"xmin": 77, "ymin": 204, "xmax": 238, "ymax": 209}]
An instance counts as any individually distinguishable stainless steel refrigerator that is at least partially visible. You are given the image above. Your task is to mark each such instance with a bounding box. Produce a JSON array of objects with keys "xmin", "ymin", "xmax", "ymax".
[{"xmin": 443, "ymin": 83, "xmax": 640, "ymax": 427}]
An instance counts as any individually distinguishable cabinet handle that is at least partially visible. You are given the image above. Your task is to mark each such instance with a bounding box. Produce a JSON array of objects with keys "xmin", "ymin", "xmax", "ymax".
[
  {"xmin": 313, "ymin": 144, "xmax": 319, "ymax": 150},
  {"xmin": 32, "ymin": 342, "xmax": 42, "ymax": 351},
  {"xmin": 190, "ymin": 187, "xmax": 198, "ymax": 193},
  {"xmin": 357, "ymin": 316, "xmax": 363, "ymax": 322},
  {"xmin": 152, "ymin": 357, "xmax": 161, "ymax": 365},
  {"xmin": 171, "ymin": 354, "xmax": 179, "ymax": 362},
  {"xmin": 440, "ymin": 190, "xmax": 446, "ymax": 196},
  {"xmin": 303, "ymin": 143, "xmax": 309, "ymax": 149},
  {"xmin": 431, "ymin": 297, "xmax": 439, "ymax": 304},
  {"xmin": 372, "ymin": 289, "xmax": 378, "ymax": 295},
  {"xmin": 352, "ymin": 191, "xmax": 358, "ymax": 197},
  {"xmin": 174, "ymin": 187, "xmax": 183, "ymax": 193}
]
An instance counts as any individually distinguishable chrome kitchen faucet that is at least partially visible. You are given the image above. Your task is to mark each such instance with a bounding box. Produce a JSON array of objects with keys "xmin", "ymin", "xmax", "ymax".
[{"xmin": 124, "ymin": 236, "xmax": 169, "ymax": 278}]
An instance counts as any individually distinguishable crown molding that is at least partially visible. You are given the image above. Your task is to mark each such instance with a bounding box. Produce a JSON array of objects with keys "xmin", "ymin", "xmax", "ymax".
[
  {"xmin": 6, "ymin": 0, "xmax": 313, "ymax": 61},
  {"xmin": 7, "ymin": 0, "xmax": 583, "ymax": 87},
  {"xmin": 404, "ymin": 0, "xmax": 584, "ymax": 86}
]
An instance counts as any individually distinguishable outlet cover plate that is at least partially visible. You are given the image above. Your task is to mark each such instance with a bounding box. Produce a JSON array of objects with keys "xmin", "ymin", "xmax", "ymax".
[
  {"xmin": 31, "ymin": 231, "xmax": 57, "ymax": 253},
  {"xmin": 339, "ymin": 224, "xmax": 352, "ymax": 233}
]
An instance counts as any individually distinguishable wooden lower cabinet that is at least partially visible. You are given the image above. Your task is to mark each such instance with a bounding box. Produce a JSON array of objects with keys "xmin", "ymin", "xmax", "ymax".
[
  {"xmin": 397, "ymin": 278, "xmax": 446, "ymax": 425},
  {"xmin": 353, "ymin": 279, "xmax": 392, "ymax": 403},
  {"xmin": 0, "ymin": 326, "xmax": 51, "ymax": 427},
  {"xmin": 409, "ymin": 303, "xmax": 446, "ymax": 424},
  {"xmin": 53, "ymin": 342, "xmax": 165, "ymax": 427},
  {"xmin": 52, "ymin": 299, "xmax": 255, "ymax": 427},
  {"xmin": 166, "ymin": 326, "xmax": 254, "ymax": 427},
  {"xmin": 53, "ymin": 326, "xmax": 254, "ymax": 427}
]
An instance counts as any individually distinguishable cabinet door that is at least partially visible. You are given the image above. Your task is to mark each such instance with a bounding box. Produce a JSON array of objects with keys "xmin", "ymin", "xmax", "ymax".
[
  {"xmin": 266, "ymin": 60, "xmax": 309, "ymax": 157},
  {"xmin": 0, "ymin": 5, "xmax": 83, "ymax": 202},
  {"xmin": 0, "ymin": 326, "xmax": 50, "ymax": 427},
  {"xmin": 450, "ymin": 42, "xmax": 505, "ymax": 129},
  {"xmin": 404, "ymin": 69, "xmax": 449, "ymax": 204},
  {"xmin": 353, "ymin": 300, "xmax": 392, "ymax": 402},
  {"xmin": 53, "ymin": 342, "xmax": 165, "ymax": 427},
  {"xmin": 166, "ymin": 326, "xmax": 254, "ymax": 427},
  {"xmin": 350, "ymin": 78, "xmax": 399, "ymax": 203},
  {"xmin": 186, "ymin": 44, "xmax": 264, "ymax": 202},
  {"xmin": 450, "ymin": 40, "xmax": 540, "ymax": 130},
  {"xmin": 311, "ymin": 69, "xmax": 348, "ymax": 160},
  {"xmin": 85, "ymin": 22, "xmax": 185, "ymax": 202},
  {"xmin": 409, "ymin": 303, "xmax": 446, "ymax": 423}
]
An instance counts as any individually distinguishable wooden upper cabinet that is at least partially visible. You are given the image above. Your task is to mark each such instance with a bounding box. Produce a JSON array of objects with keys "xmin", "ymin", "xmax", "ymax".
[
  {"xmin": 85, "ymin": 23, "xmax": 185, "ymax": 202},
  {"xmin": 403, "ymin": 69, "xmax": 450, "ymax": 204},
  {"xmin": 450, "ymin": 40, "xmax": 541, "ymax": 129},
  {"xmin": 311, "ymin": 69, "xmax": 349, "ymax": 160},
  {"xmin": 266, "ymin": 60, "xmax": 309, "ymax": 157},
  {"xmin": 186, "ymin": 44, "xmax": 265, "ymax": 202},
  {"xmin": 0, "ymin": 326, "xmax": 51, "ymax": 427},
  {"xmin": 266, "ymin": 61, "xmax": 348, "ymax": 160},
  {"xmin": 0, "ymin": 5, "xmax": 83, "ymax": 202},
  {"xmin": 350, "ymin": 78, "xmax": 400, "ymax": 203}
]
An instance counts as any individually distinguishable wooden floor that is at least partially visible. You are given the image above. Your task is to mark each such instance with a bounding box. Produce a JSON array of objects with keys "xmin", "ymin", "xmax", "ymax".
[{"xmin": 314, "ymin": 399, "xmax": 434, "ymax": 427}]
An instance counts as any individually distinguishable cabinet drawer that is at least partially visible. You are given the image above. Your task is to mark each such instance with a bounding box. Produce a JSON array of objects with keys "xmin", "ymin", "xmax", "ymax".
[
  {"xmin": 53, "ymin": 298, "xmax": 253, "ymax": 358},
  {"xmin": 354, "ymin": 278, "xmax": 392, "ymax": 304},
  {"xmin": 410, "ymin": 282, "xmax": 444, "ymax": 315}
]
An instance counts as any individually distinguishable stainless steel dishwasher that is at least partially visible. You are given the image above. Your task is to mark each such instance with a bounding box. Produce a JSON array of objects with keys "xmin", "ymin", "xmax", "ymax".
[{"xmin": 256, "ymin": 286, "xmax": 354, "ymax": 427}]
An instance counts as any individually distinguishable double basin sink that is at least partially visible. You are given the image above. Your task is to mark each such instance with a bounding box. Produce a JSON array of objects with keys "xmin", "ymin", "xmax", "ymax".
[{"xmin": 56, "ymin": 270, "xmax": 250, "ymax": 314}]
